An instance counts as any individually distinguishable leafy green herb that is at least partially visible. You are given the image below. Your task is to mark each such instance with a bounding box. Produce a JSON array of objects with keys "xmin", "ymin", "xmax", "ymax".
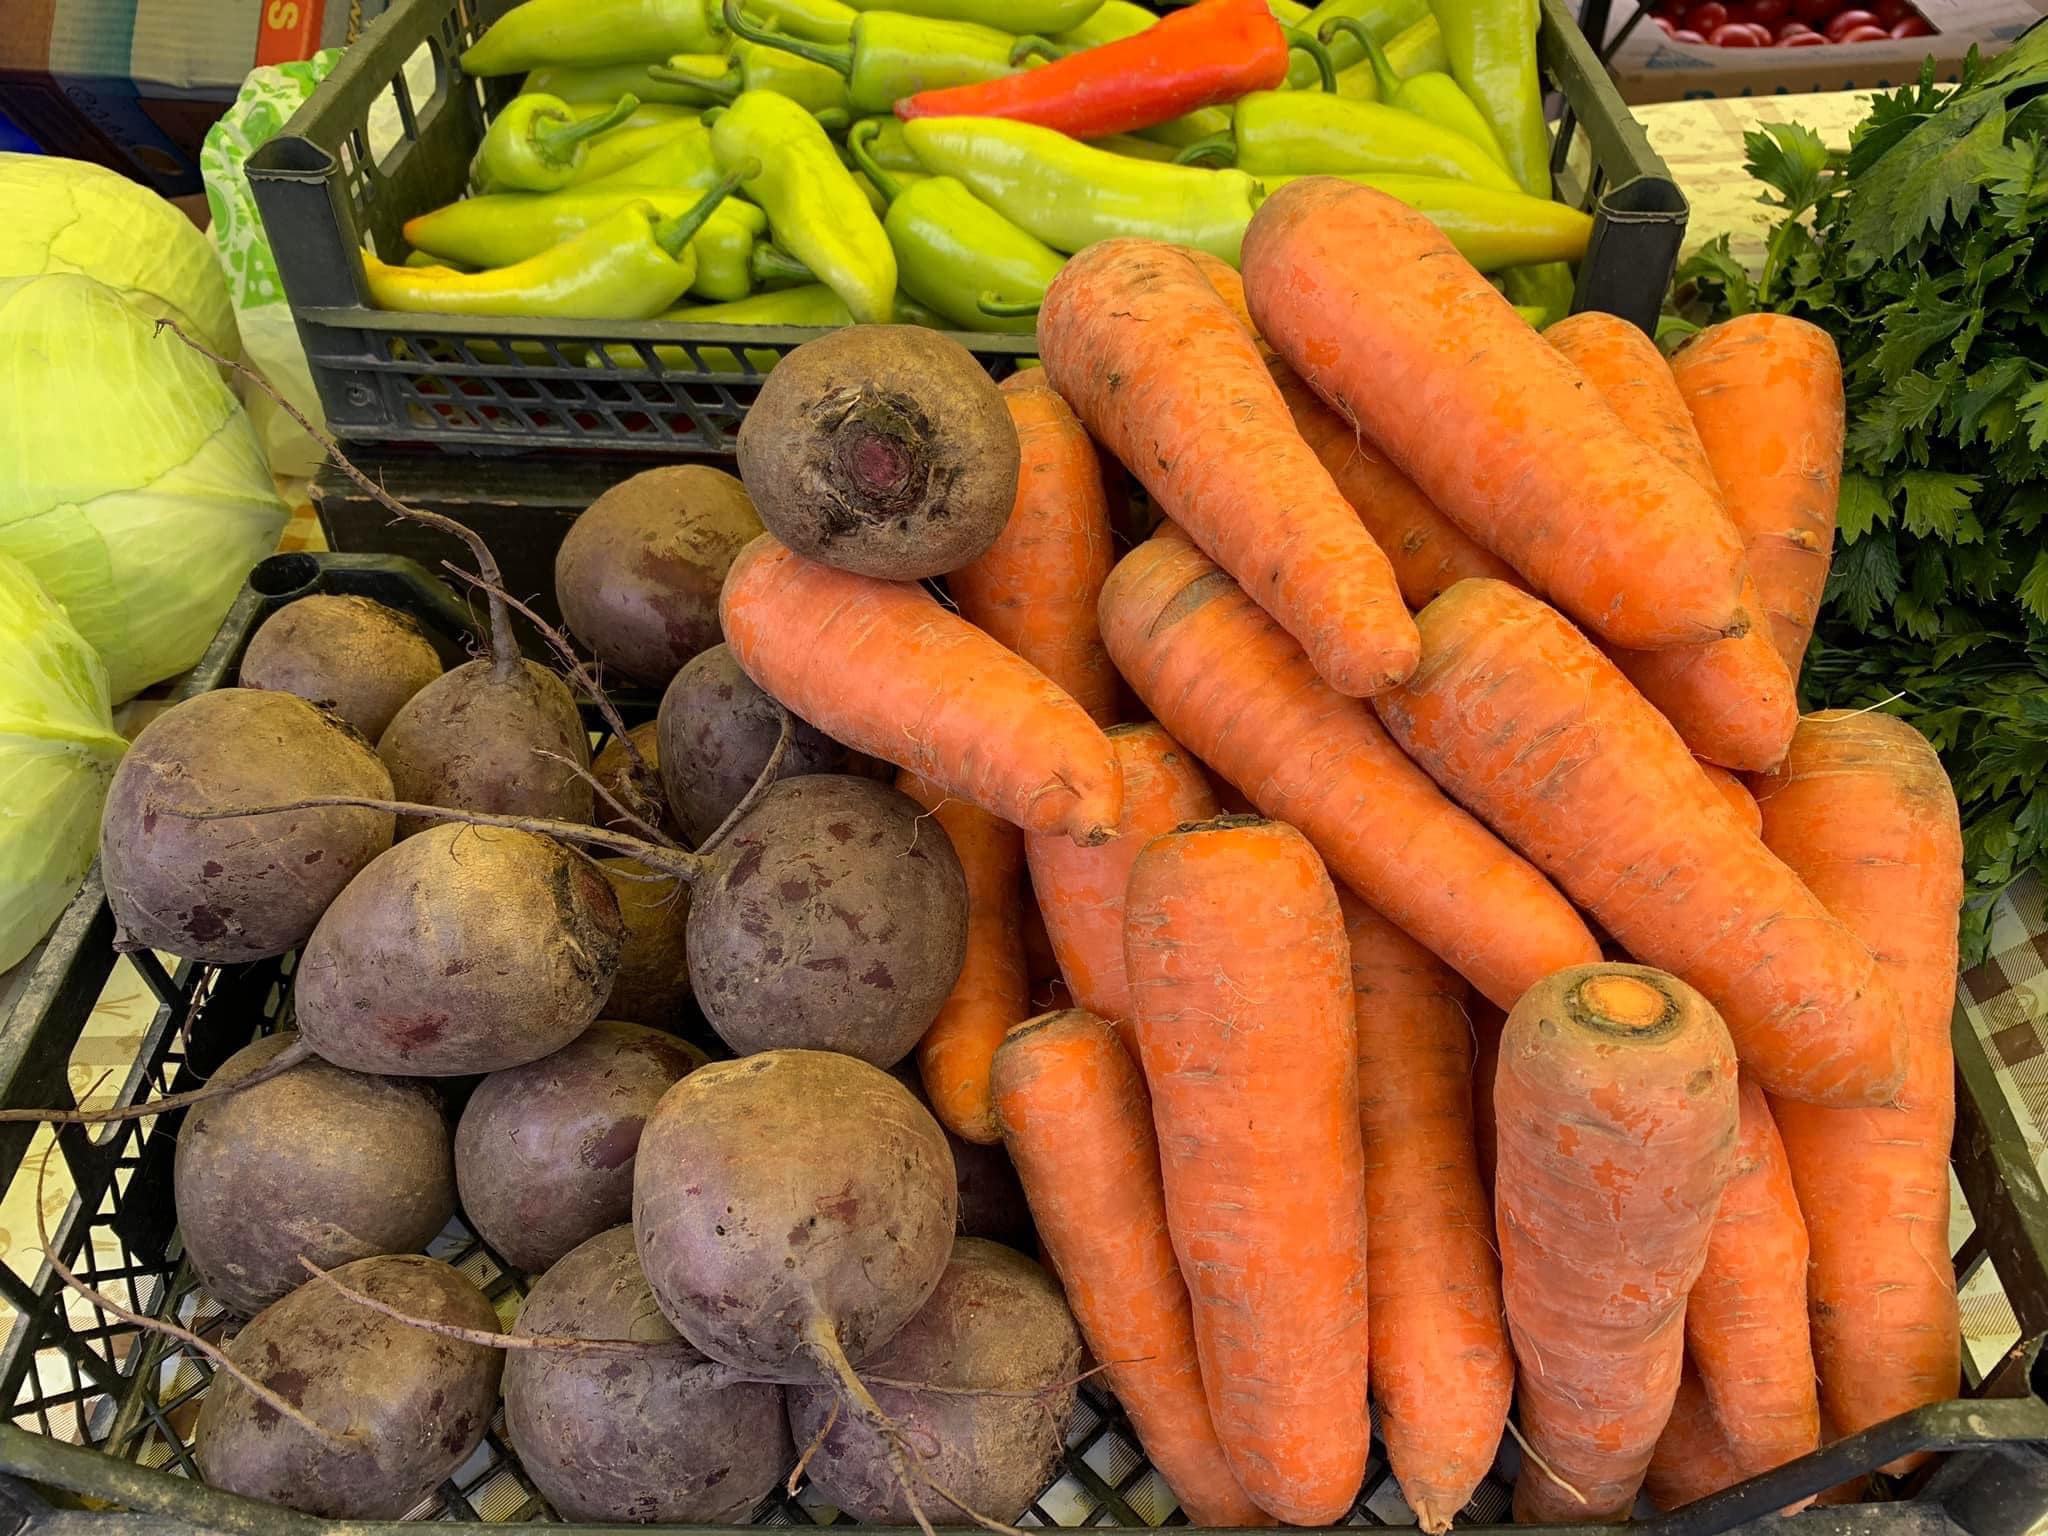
[{"xmin": 1675, "ymin": 28, "xmax": 2048, "ymax": 961}]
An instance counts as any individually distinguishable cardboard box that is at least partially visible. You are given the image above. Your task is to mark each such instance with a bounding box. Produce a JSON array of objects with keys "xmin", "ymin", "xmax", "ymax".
[
  {"xmin": 0, "ymin": 0, "xmax": 385, "ymax": 197},
  {"xmin": 1606, "ymin": 0, "xmax": 2046, "ymax": 101}
]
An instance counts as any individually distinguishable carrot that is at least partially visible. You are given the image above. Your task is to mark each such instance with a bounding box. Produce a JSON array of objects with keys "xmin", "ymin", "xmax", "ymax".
[
  {"xmin": 1179, "ymin": 246, "xmax": 1257, "ymax": 337},
  {"xmin": 1752, "ymin": 710, "xmax": 1962, "ymax": 1470},
  {"xmin": 1672, "ymin": 315, "xmax": 1845, "ymax": 684},
  {"xmin": 948, "ymin": 376, "xmax": 1120, "ymax": 728},
  {"xmin": 720, "ymin": 533, "xmax": 1122, "ymax": 844},
  {"xmin": 1686, "ymin": 1074, "xmax": 1821, "ymax": 1479},
  {"xmin": 990, "ymin": 1010, "xmax": 1263, "ymax": 1527},
  {"xmin": 1018, "ymin": 872, "xmax": 1069, "ymax": 1012},
  {"xmin": 1123, "ymin": 817, "xmax": 1370, "ymax": 1524},
  {"xmin": 1239, "ymin": 178, "xmax": 1747, "ymax": 651},
  {"xmin": 1038, "ymin": 238, "xmax": 1420, "ymax": 698},
  {"xmin": 1341, "ymin": 892, "xmax": 1511, "ymax": 1533},
  {"xmin": 1100, "ymin": 535, "xmax": 1598, "ymax": 1010},
  {"xmin": 896, "ymin": 771, "xmax": 1027, "ymax": 1144},
  {"xmin": 1024, "ymin": 723, "xmax": 1217, "ymax": 1051},
  {"xmin": 1269, "ymin": 359, "xmax": 1524, "ymax": 610},
  {"xmin": 1496, "ymin": 963, "xmax": 1740, "ymax": 1523},
  {"xmin": 1469, "ymin": 997, "xmax": 1505, "ymax": 1208},
  {"xmin": 1646, "ymin": 1360, "xmax": 1752, "ymax": 1511},
  {"xmin": 1698, "ymin": 758, "xmax": 1762, "ymax": 837},
  {"xmin": 1547, "ymin": 311, "xmax": 1798, "ymax": 774},
  {"xmin": 1374, "ymin": 578, "xmax": 1905, "ymax": 1107}
]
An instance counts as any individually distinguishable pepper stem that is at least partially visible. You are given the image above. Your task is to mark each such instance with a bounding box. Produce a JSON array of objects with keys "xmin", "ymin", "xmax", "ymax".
[
  {"xmin": 1009, "ymin": 35, "xmax": 1062, "ymax": 65},
  {"xmin": 1289, "ymin": 33, "xmax": 1337, "ymax": 92},
  {"xmin": 652, "ymin": 164, "xmax": 754, "ymax": 259},
  {"xmin": 750, "ymin": 244, "xmax": 814, "ymax": 285},
  {"xmin": 723, "ymin": 0, "xmax": 852, "ymax": 76},
  {"xmin": 846, "ymin": 119, "xmax": 903, "ymax": 205},
  {"xmin": 1321, "ymin": 17, "xmax": 1395, "ymax": 98},
  {"xmin": 814, "ymin": 107, "xmax": 852, "ymax": 135},
  {"xmin": 978, "ymin": 292, "xmax": 1042, "ymax": 318},
  {"xmin": 648, "ymin": 56, "xmax": 742, "ymax": 104},
  {"xmin": 535, "ymin": 92, "xmax": 640, "ymax": 156},
  {"xmin": 1173, "ymin": 131, "xmax": 1237, "ymax": 167}
]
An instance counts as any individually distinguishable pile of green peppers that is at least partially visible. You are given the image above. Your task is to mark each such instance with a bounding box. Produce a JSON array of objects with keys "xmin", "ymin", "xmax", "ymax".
[{"xmin": 385, "ymin": 0, "xmax": 1590, "ymax": 329}]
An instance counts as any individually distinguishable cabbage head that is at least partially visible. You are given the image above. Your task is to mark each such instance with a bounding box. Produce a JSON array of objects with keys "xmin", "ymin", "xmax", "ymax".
[
  {"xmin": 0, "ymin": 153, "xmax": 238, "ymax": 358},
  {"xmin": 0, "ymin": 273, "xmax": 287, "ymax": 701},
  {"xmin": 0, "ymin": 552, "xmax": 127, "ymax": 972}
]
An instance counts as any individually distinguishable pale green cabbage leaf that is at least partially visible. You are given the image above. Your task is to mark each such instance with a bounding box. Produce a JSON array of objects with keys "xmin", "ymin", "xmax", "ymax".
[
  {"xmin": 0, "ymin": 153, "xmax": 238, "ymax": 358},
  {"xmin": 0, "ymin": 273, "xmax": 286, "ymax": 701},
  {"xmin": 0, "ymin": 552, "xmax": 127, "ymax": 972}
]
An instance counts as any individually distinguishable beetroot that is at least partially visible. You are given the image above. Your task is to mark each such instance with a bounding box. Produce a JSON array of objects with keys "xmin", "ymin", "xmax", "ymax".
[
  {"xmin": 504, "ymin": 1226, "xmax": 791, "ymax": 1521},
  {"xmin": 193, "ymin": 1254, "xmax": 503, "ymax": 1518},
  {"xmin": 99, "ymin": 688, "xmax": 394, "ymax": 963},
  {"xmin": 597, "ymin": 857, "xmax": 692, "ymax": 1029},
  {"xmin": 593, "ymin": 721, "xmax": 677, "ymax": 840},
  {"xmin": 554, "ymin": 465, "xmax": 763, "ymax": 685},
  {"xmin": 239, "ymin": 595, "xmax": 443, "ymax": 741},
  {"xmin": 685, "ymin": 775, "xmax": 967, "ymax": 1065},
  {"xmin": 294, "ymin": 825, "xmax": 623, "ymax": 1075},
  {"xmin": 177, "ymin": 1036, "xmax": 454, "ymax": 1315},
  {"xmin": 456, "ymin": 1021, "xmax": 702, "ymax": 1273},
  {"xmin": 787, "ymin": 1239, "xmax": 1080, "ymax": 1524}
]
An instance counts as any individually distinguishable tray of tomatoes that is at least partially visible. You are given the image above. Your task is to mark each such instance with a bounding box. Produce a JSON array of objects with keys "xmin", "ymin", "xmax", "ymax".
[{"xmin": 1644, "ymin": 0, "xmax": 1934, "ymax": 45}]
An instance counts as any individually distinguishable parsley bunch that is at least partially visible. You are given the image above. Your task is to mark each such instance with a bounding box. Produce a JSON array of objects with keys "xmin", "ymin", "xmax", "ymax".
[{"xmin": 1675, "ymin": 28, "xmax": 2048, "ymax": 960}]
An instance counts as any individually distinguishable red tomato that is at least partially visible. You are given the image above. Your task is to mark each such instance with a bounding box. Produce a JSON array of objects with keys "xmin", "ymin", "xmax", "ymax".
[
  {"xmin": 1684, "ymin": 2, "xmax": 1730, "ymax": 30},
  {"xmin": 1790, "ymin": 0, "xmax": 1837, "ymax": 21},
  {"xmin": 1873, "ymin": 0, "xmax": 1910, "ymax": 20},
  {"xmin": 1710, "ymin": 20, "xmax": 1763, "ymax": 40},
  {"xmin": 1749, "ymin": 0, "xmax": 1790, "ymax": 21},
  {"xmin": 1776, "ymin": 18, "xmax": 1814, "ymax": 35},
  {"xmin": 1837, "ymin": 21, "xmax": 1891, "ymax": 36},
  {"xmin": 1724, "ymin": 1, "xmax": 1756, "ymax": 18},
  {"xmin": 1825, "ymin": 8, "xmax": 1880, "ymax": 36},
  {"xmin": 1778, "ymin": 25, "xmax": 1827, "ymax": 40},
  {"xmin": 1891, "ymin": 14, "xmax": 1934, "ymax": 34},
  {"xmin": 1671, "ymin": 25, "xmax": 1709, "ymax": 38},
  {"xmin": 1653, "ymin": 11, "xmax": 1675, "ymax": 27}
]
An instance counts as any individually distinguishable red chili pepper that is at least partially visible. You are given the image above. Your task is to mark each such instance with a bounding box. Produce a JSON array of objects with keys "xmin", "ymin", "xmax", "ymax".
[{"xmin": 893, "ymin": 0, "xmax": 1287, "ymax": 139}]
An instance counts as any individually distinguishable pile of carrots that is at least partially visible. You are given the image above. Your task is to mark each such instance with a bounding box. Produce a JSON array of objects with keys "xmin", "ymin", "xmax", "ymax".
[{"xmin": 720, "ymin": 174, "xmax": 1963, "ymax": 1527}]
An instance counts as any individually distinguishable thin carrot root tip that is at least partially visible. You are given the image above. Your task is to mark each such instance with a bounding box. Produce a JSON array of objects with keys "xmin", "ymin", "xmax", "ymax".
[{"xmin": 1574, "ymin": 974, "xmax": 1674, "ymax": 1032}]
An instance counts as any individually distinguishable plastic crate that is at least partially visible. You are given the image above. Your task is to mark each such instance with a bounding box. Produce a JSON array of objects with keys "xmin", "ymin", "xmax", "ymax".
[
  {"xmin": 246, "ymin": 0, "xmax": 1688, "ymax": 459},
  {"xmin": 1, "ymin": 553, "xmax": 2047, "ymax": 1536}
]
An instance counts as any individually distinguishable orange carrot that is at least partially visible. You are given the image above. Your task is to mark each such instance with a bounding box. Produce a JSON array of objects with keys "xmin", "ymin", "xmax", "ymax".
[
  {"xmin": 1270, "ymin": 359, "xmax": 1524, "ymax": 610},
  {"xmin": 1698, "ymin": 758, "xmax": 1762, "ymax": 837},
  {"xmin": 990, "ymin": 1011, "xmax": 1263, "ymax": 1527},
  {"xmin": 1753, "ymin": 711, "xmax": 1962, "ymax": 1469},
  {"xmin": 897, "ymin": 771, "xmax": 1027, "ymax": 1144},
  {"xmin": 949, "ymin": 376, "xmax": 1120, "ymax": 728},
  {"xmin": 1018, "ymin": 872, "xmax": 1068, "ymax": 1012},
  {"xmin": 1469, "ymin": 996, "xmax": 1505, "ymax": 1208},
  {"xmin": 1672, "ymin": 315, "xmax": 1845, "ymax": 684},
  {"xmin": 1179, "ymin": 246, "xmax": 1257, "ymax": 336},
  {"xmin": 1548, "ymin": 310, "xmax": 1798, "ymax": 773},
  {"xmin": 1496, "ymin": 963, "xmax": 1740, "ymax": 1522},
  {"xmin": 1240, "ymin": 178, "xmax": 1748, "ymax": 651},
  {"xmin": 1342, "ymin": 892, "xmax": 1511, "ymax": 1532},
  {"xmin": 1038, "ymin": 238, "xmax": 1419, "ymax": 698},
  {"xmin": 1374, "ymin": 578, "xmax": 1905, "ymax": 1107},
  {"xmin": 720, "ymin": 533, "xmax": 1122, "ymax": 844},
  {"xmin": 1024, "ymin": 723, "xmax": 1217, "ymax": 1050},
  {"xmin": 1647, "ymin": 1361, "xmax": 1752, "ymax": 1511},
  {"xmin": 1123, "ymin": 817, "xmax": 1370, "ymax": 1524},
  {"xmin": 1100, "ymin": 536, "xmax": 1597, "ymax": 1009},
  {"xmin": 1686, "ymin": 1075, "xmax": 1821, "ymax": 1479}
]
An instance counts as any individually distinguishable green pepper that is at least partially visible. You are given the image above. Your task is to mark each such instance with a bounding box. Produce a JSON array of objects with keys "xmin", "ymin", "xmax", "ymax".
[
  {"xmin": 408, "ymin": 186, "xmax": 686, "ymax": 266},
  {"xmin": 845, "ymin": 115, "xmax": 922, "ymax": 171},
  {"xmin": 901, "ymin": 116, "xmax": 1261, "ymax": 265},
  {"xmin": 1284, "ymin": 0, "xmax": 1426, "ymax": 83},
  {"xmin": 528, "ymin": 61, "xmax": 715, "ymax": 106},
  {"xmin": 1435, "ymin": 0, "xmax": 1548, "ymax": 198},
  {"xmin": 566, "ymin": 116, "xmax": 720, "ymax": 188},
  {"xmin": 1175, "ymin": 90, "xmax": 1521, "ymax": 191},
  {"xmin": 565, "ymin": 98, "xmax": 700, "ymax": 129},
  {"xmin": 744, "ymin": 0, "xmax": 858, "ymax": 41},
  {"xmin": 851, "ymin": 165, "xmax": 929, "ymax": 215},
  {"xmin": 847, "ymin": 120, "xmax": 1061, "ymax": 333},
  {"xmin": 1330, "ymin": 18, "xmax": 1506, "ymax": 166},
  {"xmin": 364, "ymin": 169, "xmax": 747, "ymax": 318},
  {"xmin": 1089, "ymin": 133, "xmax": 1182, "ymax": 162},
  {"xmin": 461, "ymin": 0, "xmax": 725, "ymax": 76},
  {"xmin": 473, "ymin": 93, "xmax": 641, "ymax": 193},
  {"xmin": 651, "ymin": 42, "xmax": 852, "ymax": 115},
  {"xmin": 693, "ymin": 210, "xmax": 816, "ymax": 300},
  {"xmin": 711, "ymin": 89, "xmax": 896, "ymax": 322},
  {"xmin": 1052, "ymin": 0, "xmax": 1150, "ymax": 46},
  {"xmin": 838, "ymin": 0, "xmax": 1098, "ymax": 31},
  {"xmin": 667, "ymin": 282, "xmax": 853, "ymax": 323},
  {"xmin": 723, "ymin": 0, "xmax": 1040, "ymax": 116},
  {"xmin": 1255, "ymin": 171, "xmax": 1589, "ymax": 270}
]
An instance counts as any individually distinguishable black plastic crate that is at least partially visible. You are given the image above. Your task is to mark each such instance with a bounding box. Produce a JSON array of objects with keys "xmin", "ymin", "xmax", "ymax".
[
  {"xmin": 246, "ymin": 0, "xmax": 1687, "ymax": 459},
  {"xmin": 5, "ymin": 554, "xmax": 2045, "ymax": 1536}
]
